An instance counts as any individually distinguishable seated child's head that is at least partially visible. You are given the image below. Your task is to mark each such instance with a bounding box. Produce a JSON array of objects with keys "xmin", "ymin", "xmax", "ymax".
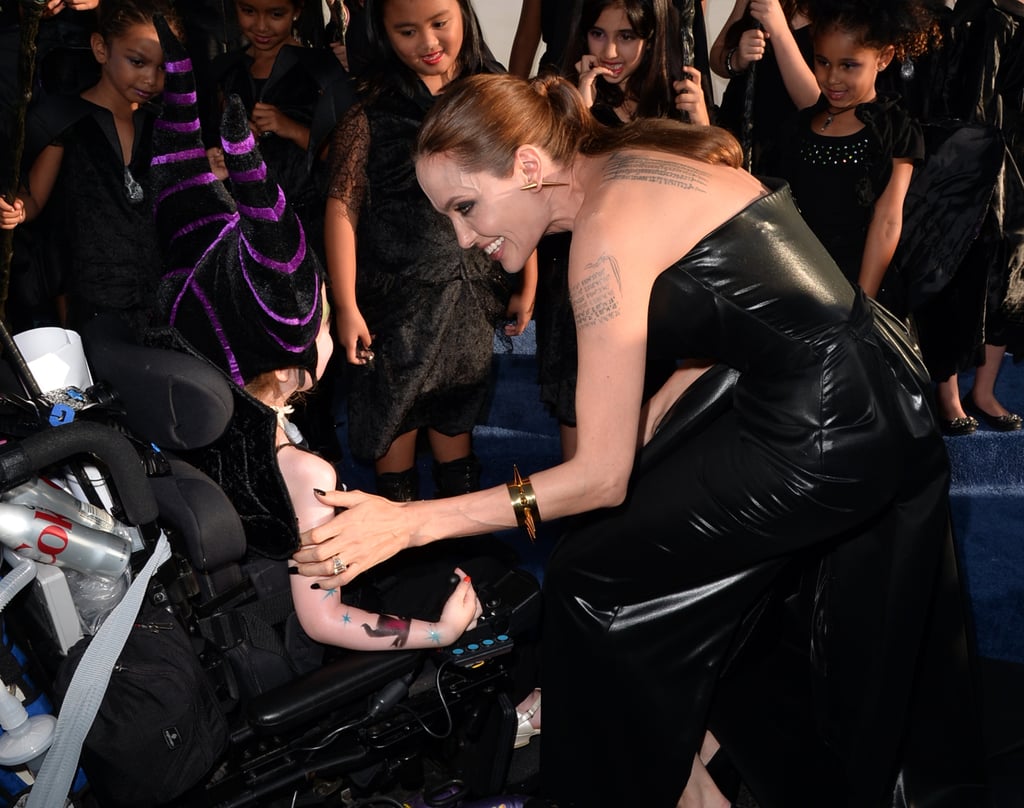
[{"xmin": 245, "ymin": 292, "xmax": 334, "ymax": 410}]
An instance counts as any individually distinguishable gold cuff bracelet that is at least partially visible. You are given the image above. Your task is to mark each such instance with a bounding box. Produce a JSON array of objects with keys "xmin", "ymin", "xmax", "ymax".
[{"xmin": 507, "ymin": 464, "xmax": 540, "ymax": 541}]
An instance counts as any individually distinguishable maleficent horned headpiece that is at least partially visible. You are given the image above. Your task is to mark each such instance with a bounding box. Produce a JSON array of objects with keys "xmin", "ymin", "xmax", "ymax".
[{"xmin": 150, "ymin": 15, "xmax": 324, "ymax": 387}]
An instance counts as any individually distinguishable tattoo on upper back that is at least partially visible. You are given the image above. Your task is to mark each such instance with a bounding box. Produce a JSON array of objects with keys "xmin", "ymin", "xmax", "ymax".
[
  {"xmin": 603, "ymin": 152, "xmax": 710, "ymax": 192},
  {"xmin": 571, "ymin": 254, "xmax": 622, "ymax": 329}
]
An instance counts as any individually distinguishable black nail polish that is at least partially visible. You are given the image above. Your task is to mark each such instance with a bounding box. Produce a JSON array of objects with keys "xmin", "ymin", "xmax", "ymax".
[
  {"xmin": 288, "ymin": 567, "xmax": 299, "ymax": 575},
  {"xmin": 313, "ymin": 488, "xmax": 326, "ymax": 496},
  {"xmin": 310, "ymin": 583, "xmax": 321, "ymax": 590}
]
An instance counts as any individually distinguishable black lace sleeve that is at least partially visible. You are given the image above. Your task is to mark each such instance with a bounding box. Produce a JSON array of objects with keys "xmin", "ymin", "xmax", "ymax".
[{"xmin": 325, "ymin": 103, "xmax": 370, "ymax": 227}]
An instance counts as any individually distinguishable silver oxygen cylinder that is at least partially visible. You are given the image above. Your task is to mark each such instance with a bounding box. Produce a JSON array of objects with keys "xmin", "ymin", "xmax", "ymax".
[
  {"xmin": 0, "ymin": 499, "xmax": 131, "ymax": 579},
  {"xmin": 1, "ymin": 476, "xmax": 143, "ymax": 551}
]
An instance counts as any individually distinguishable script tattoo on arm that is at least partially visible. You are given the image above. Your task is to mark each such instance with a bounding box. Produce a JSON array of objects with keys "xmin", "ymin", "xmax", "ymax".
[
  {"xmin": 571, "ymin": 254, "xmax": 622, "ymax": 329},
  {"xmin": 603, "ymin": 152, "xmax": 710, "ymax": 192}
]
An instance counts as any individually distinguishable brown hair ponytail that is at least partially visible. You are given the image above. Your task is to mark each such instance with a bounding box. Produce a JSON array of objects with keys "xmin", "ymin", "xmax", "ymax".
[{"xmin": 416, "ymin": 73, "xmax": 742, "ymax": 176}]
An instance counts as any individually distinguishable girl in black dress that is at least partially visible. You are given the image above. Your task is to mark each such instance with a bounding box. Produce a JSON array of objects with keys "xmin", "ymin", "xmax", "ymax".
[
  {"xmin": 0, "ymin": 0, "xmax": 181, "ymax": 335},
  {"xmin": 323, "ymin": 0, "xmax": 534, "ymax": 499},
  {"xmin": 775, "ymin": 0, "xmax": 932, "ymax": 302},
  {"xmin": 201, "ymin": 0, "xmax": 354, "ymax": 264}
]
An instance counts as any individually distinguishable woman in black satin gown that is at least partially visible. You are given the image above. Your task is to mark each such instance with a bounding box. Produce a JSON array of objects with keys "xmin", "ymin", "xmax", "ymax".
[{"xmin": 294, "ymin": 73, "xmax": 990, "ymax": 807}]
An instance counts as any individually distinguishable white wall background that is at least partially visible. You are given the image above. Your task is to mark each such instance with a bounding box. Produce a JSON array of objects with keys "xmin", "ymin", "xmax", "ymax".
[{"xmin": 474, "ymin": 0, "xmax": 527, "ymax": 70}]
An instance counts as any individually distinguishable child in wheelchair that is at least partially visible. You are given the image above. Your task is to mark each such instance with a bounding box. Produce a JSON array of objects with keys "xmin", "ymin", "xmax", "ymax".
[{"xmin": 0, "ymin": 14, "xmax": 543, "ymax": 807}]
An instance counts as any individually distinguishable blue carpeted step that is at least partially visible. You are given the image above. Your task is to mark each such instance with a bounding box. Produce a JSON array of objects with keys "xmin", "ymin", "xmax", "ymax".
[
  {"xmin": 951, "ymin": 491, "xmax": 1024, "ymax": 662},
  {"xmin": 943, "ymin": 357, "xmax": 1024, "ymax": 663},
  {"xmin": 946, "ymin": 425, "xmax": 1024, "ymax": 493}
]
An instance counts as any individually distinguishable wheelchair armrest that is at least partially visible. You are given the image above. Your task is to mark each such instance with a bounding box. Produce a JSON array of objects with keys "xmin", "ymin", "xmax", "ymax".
[{"xmin": 243, "ymin": 650, "xmax": 423, "ymax": 737}]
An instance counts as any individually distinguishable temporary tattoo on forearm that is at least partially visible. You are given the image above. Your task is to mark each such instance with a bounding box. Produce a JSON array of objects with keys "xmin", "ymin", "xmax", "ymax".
[
  {"xmin": 571, "ymin": 254, "xmax": 622, "ymax": 328},
  {"xmin": 362, "ymin": 615, "xmax": 412, "ymax": 647},
  {"xmin": 426, "ymin": 626, "xmax": 442, "ymax": 645},
  {"xmin": 603, "ymin": 153, "xmax": 709, "ymax": 192}
]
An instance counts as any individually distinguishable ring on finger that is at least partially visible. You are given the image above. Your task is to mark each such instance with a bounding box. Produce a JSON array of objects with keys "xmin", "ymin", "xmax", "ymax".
[{"xmin": 331, "ymin": 555, "xmax": 348, "ymax": 575}]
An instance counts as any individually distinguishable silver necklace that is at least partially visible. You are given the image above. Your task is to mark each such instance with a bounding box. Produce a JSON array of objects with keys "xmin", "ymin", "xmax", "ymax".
[
  {"xmin": 820, "ymin": 105, "xmax": 858, "ymax": 132},
  {"xmin": 123, "ymin": 166, "xmax": 144, "ymax": 203}
]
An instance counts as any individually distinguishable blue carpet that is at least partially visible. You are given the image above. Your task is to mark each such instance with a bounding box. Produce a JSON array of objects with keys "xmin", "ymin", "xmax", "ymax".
[
  {"xmin": 334, "ymin": 326, "xmax": 1024, "ymax": 663},
  {"xmin": 945, "ymin": 354, "xmax": 1024, "ymax": 664}
]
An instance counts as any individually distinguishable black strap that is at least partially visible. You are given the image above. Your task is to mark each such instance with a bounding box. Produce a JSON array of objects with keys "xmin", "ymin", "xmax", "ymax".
[{"xmin": 0, "ymin": 627, "xmax": 41, "ymax": 706}]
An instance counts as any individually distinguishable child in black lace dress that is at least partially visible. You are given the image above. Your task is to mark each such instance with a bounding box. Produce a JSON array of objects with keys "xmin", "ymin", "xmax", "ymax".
[{"xmin": 323, "ymin": 0, "xmax": 534, "ymax": 501}]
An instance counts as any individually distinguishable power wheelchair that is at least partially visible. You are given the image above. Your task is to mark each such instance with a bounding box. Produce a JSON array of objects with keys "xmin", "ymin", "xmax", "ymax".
[{"xmin": 0, "ymin": 320, "xmax": 544, "ymax": 808}]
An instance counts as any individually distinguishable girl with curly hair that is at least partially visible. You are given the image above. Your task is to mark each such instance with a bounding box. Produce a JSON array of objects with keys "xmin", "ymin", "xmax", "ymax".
[{"xmin": 769, "ymin": 0, "xmax": 935, "ymax": 317}]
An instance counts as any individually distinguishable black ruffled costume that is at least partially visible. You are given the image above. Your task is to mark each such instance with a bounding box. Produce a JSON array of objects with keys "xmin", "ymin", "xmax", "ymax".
[
  {"xmin": 201, "ymin": 45, "xmax": 355, "ymax": 263},
  {"xmin": 771, "ymin": 95, "xmax": 924, "ymax": 314},
  {"xmin": 540, "ymin": 183, "xmax": 988, "ymax": 807},
  {"xmin": 19, "ymin": 94, "xmax": 163, "ymax": 334},
  {"xmin": 326, "ymin": 88, "xmax": 512, "ymax": 463}
]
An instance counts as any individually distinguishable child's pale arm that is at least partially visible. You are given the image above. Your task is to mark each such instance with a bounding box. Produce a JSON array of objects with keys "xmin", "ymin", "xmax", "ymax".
[
  {"xmin": 279, "ymin": 445, "xmax": 477, "ymax": 650},
  {"xmin": 289, "ymin": 568, "xmax": 481, "ymax": 650}
]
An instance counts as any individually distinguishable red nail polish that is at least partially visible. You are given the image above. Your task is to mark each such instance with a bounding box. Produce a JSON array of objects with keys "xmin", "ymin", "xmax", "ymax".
[{"xmin": 463, "ymin": 575, "xmax": 471, "ymax": 583}]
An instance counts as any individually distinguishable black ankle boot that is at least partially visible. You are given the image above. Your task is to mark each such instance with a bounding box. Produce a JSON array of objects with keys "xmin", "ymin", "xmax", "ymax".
[
  {"xmin": 375, "ymin": 467, "xmax": 420, "ymax": 501},
  {"xmin": 432, "ymin": 454, "xmax": 482, "ymax": 498}
]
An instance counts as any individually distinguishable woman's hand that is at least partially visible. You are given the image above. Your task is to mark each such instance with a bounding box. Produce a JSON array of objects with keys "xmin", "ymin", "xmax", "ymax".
[
  {"xmin": 575, "ymin": 54, "xmax": 613, "ymax": 108},
  {"xmin": 439, "ymin": 568, "xmax": 484, "ymax": 637},
  {"xmin": 0, "ymin": 197, "xmax": 26, "ymax": 230},
  {"xmin": 673, "ymin": 66, "xmax": 711, "ymax": 126},
  {"xmin": 293, "ymin": 489, "xmax": 414, "ymax": 588}
]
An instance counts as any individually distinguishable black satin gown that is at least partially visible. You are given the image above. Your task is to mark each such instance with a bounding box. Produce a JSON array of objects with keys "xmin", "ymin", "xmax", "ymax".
[{"xmin": 540, "ymin": 182, "xmax": 989, "ymax": 807}]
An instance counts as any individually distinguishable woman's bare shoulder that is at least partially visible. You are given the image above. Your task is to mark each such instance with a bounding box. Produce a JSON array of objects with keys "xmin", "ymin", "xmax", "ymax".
[{"xmin": 578, "ymin": 153, "xmax": 765, "ymax": 253}]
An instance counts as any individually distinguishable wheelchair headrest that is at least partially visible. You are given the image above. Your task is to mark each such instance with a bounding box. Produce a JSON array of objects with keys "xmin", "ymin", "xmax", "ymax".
[{"xmin": 83, "ymin": 322, "xmax": 234, "ymax": 451}]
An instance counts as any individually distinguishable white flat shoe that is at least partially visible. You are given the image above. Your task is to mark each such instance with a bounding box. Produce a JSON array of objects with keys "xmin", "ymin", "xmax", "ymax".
[{"xmin": 514, "ymin": 691, "xmax": 541, "ymax": 749}]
